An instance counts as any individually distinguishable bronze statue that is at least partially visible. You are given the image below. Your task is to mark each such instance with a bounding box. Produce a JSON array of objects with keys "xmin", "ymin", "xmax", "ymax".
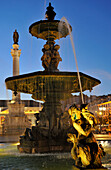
[
  {"xmin": 13, "ymin": 29, "xmax": 19, "ymax": 44},
  {"xmin": 41, "ymin": 42, "xmax": 62, "ymax": 71},
  {"xmin": 67, "ymin": 104, "xmax": 106, "ymax": 169}
]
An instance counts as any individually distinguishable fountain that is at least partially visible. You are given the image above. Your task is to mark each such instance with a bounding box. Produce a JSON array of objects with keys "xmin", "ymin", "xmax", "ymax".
[{"xmin": 5, "ymin": 2, "xmax": 102, "ymax": 160}]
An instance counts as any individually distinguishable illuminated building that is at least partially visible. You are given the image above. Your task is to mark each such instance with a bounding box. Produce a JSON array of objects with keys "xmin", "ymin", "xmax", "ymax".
[
  {"xmin": 0, "ymin": 100, "xmax": 42, "ymax": 134},
  {"xmin": 98, "ymin": 101, "xmax": 111, "ymax": 125}
]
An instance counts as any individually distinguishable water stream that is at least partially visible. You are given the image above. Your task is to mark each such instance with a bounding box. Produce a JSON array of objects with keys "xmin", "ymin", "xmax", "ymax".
[{"xmin": 59, "ymin": 17, "xmax": 84, "ymax": 104}]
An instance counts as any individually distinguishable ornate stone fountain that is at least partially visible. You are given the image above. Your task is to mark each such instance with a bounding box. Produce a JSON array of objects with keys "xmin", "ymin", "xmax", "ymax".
[{"xmin": 5, "ymin": 3, "xmax": 101, "ymax": 154}]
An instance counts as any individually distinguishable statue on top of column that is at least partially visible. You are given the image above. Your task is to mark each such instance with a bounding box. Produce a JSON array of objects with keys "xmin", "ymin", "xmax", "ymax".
[{"xmin": 13, "ymin": 29, "xmax": 19, "ymax": 44}]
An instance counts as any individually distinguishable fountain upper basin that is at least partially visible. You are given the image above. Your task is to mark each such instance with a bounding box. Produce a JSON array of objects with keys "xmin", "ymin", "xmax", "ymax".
[{"xmin": 29, "ymin": 20, "xmax": 72, "ymax": 40}]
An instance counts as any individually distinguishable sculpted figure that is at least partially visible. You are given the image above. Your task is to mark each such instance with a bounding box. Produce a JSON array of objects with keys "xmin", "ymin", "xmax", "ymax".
[
  {"xmin": 51, "ymin": 45, "xmax": 62, "ymax": 69},
  {"xmin": 41, "ymin": 43, "xmax": 62, "ymax": 71},
  {"xmin": 67, "ymin": 104, "xmax": 106, "ymax": 169},
  {"xmin": 13, "ymin": 29, "xmax": 19, "ymax": 44},
  {"xmin": 41, "ymin": 50, "xmax": 51, "ymax": 70}
]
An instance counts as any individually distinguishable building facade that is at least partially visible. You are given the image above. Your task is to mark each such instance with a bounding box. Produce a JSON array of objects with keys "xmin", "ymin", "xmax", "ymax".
[{"xmin": 0, "ymin": 100, "xmax": 42, "ymax": 134}]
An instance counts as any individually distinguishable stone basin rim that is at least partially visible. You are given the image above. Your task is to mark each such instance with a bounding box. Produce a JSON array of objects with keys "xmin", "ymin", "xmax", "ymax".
[
  {"xmin": 29, "ymin": 20, "xmax": 72, "ymax": 30},
  {"xmin": 29, "ymin": 20, "xmax": 72, "ymax": 39},
  {"xmin": 5, "ymin": 71, "xmax": 101, "ymax": 84}
]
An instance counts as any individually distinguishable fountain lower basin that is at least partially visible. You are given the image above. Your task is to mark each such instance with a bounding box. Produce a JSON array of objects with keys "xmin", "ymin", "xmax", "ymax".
[
  {"xmin": 0, "ymin": 142, "xmax": 111, "ymax": 170},
  {"xmin": 5, "ymin": 71, "xmax": 100, "ymax": 101}
]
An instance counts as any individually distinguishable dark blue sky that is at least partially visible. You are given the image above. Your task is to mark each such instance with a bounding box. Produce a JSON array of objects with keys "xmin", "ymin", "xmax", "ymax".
[{"xmin": 0, "ymin": 0, "xmax": 111, "ymax": 100}]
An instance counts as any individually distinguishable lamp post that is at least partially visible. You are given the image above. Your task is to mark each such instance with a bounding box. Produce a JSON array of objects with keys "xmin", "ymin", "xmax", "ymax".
[{"xmin": 99, "ymin": 111, "xmax": 102, "ymax": 133}]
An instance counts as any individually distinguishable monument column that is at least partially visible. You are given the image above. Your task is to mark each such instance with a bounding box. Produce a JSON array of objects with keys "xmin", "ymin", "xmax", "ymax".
[
  {"xmin": 2, "ymin": 30, "xmax": 31, "ymax": 135},
  {"xmin": 11, "ymin": 30, "xmax": 21, "ymax": 102}
]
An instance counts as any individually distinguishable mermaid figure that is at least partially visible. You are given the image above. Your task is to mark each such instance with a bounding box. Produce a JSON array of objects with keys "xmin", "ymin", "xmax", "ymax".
[{"xmin": 67, "ymin": 104, "xmax": 106, "ymax": 169}]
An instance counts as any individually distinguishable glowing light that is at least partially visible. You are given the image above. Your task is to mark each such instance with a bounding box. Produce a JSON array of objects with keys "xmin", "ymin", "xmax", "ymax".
[
  {"xmin": 99, "ymin": 112, "xmax": 102, "ymax": 115},
  {"xmin": 99, "ymin": 107, "xmax": 106, "ymax": 111},
  {"xmin": 100, "ymin": 141, "xmax": 110, "ymax": 147},
  {"xmin": 103, "ymin": 107, "xmax": 106, "ymax": 111},
  {"xmin": 12, "ymin": 142, "xmax": 20, "ymax": 146},
  {"xmin": 11, "ymin": 100, "xmax": 15, "ymax": 103}
]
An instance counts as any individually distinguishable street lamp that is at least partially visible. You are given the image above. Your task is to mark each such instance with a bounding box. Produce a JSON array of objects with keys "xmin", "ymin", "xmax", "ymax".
[
  {"xmin": 99, "ymin": 112, "xmax": 102, "ymax": 115},
  {"xmin": 98, "ymin": 106, "xmax": 106, "ymax": 133},
  {"xmin": 99, "ymin": 107, "xmax": 106, "ymax": 111},
  {"xmin": 99, "ymin": 111, "xmax": 102, "ymax": 133}
]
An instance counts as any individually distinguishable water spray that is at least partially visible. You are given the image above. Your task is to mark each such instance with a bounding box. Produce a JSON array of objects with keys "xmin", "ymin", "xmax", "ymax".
[{"xmin": 59, "ymin": 17, "xmax": 84, "ymax": 104}]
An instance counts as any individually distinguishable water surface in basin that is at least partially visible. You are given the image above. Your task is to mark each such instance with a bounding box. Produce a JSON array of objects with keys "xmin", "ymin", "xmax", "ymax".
[{"xmin": 0, "ymin": 143, "xmax": 111, "ymax": 170}]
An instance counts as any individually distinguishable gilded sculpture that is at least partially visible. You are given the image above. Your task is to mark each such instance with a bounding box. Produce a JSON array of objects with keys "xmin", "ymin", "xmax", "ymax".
[{"xmin": 67, "ymin": 104, "xmax": 106, "ymax": 169}]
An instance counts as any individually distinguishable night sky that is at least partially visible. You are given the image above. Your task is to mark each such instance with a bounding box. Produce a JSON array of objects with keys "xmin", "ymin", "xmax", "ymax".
[{"xmin": 0, "ymin": 0, "xmax": 111, "ymax": 100}]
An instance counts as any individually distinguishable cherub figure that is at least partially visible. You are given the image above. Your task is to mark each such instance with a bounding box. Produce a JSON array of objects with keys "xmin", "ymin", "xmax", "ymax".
[
  {"xmin": 67, "ymin": 104, "xmax": 106, "ymax": 169},
  {"xmin": 41, "ymin": 43, "xmax": 62, "ymax": 71}
]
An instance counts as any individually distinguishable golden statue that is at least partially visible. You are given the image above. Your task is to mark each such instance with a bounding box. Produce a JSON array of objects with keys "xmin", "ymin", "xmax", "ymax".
[{"xmin": 67, "ymin": 104, "xmax": 106, "ymax": 169}]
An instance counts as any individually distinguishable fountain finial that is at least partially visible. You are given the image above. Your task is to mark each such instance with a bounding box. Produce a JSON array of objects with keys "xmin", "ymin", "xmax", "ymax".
[
  {"xmin": 45, "ymin": 2, "xmax": 56, "ymax": 21},
  {"xmin": 13, "ymin": 29, "xmax": 19, "ymax": 44}
]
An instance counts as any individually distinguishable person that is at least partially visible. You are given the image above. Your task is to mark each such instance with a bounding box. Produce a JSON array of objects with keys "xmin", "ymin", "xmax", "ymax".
[{"xmin": 34, "ymin": 113, "xmax": 40, "ymax": 126}]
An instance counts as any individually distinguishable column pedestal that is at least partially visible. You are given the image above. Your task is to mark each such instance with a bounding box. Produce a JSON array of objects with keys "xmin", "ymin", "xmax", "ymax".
[{"xmin": 3, "ymin": 102, "xmax": 31, "ymax": 135}]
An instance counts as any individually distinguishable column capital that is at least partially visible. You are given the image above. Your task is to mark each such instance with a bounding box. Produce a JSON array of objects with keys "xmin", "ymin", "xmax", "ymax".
[
  {"xmin": 12, "ymin": 44, "xmax": 19, "ymax": 50},
  {"xmin": 11, "ymin": 48, "xmax": 21, "ymax": 58}
]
